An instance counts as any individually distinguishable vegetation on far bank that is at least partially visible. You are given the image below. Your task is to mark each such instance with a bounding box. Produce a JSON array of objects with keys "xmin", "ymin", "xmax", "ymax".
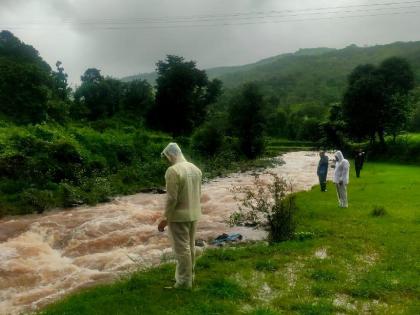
[
  {"xmin": 0, "ymin": 120, "xmax": 289, "ymax": 217},
  {"xmin": 39, "ymin": 161, "xmax": 420, "ymax": 315}
]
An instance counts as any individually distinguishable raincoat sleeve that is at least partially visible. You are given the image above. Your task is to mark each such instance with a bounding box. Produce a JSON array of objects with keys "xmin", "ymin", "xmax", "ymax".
[
  {"xmin": 340, "ymin": 161, "xmax": 350, "ymax": 183},
  {"xmin": 164, "ymin": 167, "xmax": 179, "ymax": 218}
]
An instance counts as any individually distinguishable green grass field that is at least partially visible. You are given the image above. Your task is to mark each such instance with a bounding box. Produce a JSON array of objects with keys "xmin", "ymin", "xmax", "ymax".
[{"xmin": 39, "ymin": 161, "xmax": 420, "ymax": 315}]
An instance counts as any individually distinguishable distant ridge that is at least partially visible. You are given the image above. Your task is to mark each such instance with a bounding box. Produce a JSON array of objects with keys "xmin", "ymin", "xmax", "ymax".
[
  {"xmin": 121, "ymin": 47, "xmax": 336, "ymax": 85},
  {"xmin": 122, "ymin": 41, "xmax": 420, "ymax": 105}
]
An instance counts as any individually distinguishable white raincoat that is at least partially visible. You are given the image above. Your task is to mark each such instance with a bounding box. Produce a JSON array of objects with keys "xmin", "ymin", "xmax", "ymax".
[
  {"xmin": 161, "ymin": 142, "xmax": 202, "ymax": 288},
  {"xmin": 333, "ymin": 151, "xmax": 350, "ymax": 185},
  {"xmin": 333, "ymin": 151, "xmax": 350, "ymax": 208}
]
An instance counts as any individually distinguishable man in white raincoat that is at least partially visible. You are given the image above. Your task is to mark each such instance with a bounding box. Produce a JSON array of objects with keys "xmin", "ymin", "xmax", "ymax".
[
  {"xmin": 158, "ymin": 143, "xmax": 202, "ymax": 289},
  {"xmin": 333, "ymin": 150, "xmax": 350, "ymax": 208}
]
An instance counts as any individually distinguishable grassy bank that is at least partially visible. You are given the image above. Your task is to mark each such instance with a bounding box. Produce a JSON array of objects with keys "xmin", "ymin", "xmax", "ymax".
[{"xmin": 39, "ymin": 161, "xmax": 420, "ymax": 314}]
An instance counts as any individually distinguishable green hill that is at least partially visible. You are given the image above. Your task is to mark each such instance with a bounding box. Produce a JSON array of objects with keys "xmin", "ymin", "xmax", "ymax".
[
  {"xmin": 215, "ymin": 42, "xmax": 420, "ymax": 105},
  {"xmin": 123, "ymin": 41, "xmax": 420, "ymax": 106},
  {"xmin": 205, "ymin": 47, "xmax": 336, "ymax": 80}
]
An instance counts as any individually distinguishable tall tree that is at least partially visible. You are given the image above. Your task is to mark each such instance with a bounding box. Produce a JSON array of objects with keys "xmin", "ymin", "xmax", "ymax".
[
  {"xmin": 342, "ymin": 58, "xmax": 415, "ymax": 144},
  {"xmin": 379, "ymin": 57, "xmax": 415, "ymax": 141},
  {"xmin": 342, "ymin": 64, "xmax": 383, "ymax": 143},
  {"xmin": 121, "ymin": 79, "xmax": 154, "ymax": 117},
  {"xmin": 150, "ymin": 55, "xmax": 222, "ymax": 135},
  {"xmin": 74, "ymin": 69, "xmax": 122, "ymax": 120},
  {"xmin": 0, "ymin": 30, "xmax": 50, "ymax": 72},
  {"xmin": 0, "ymin": 31, "xmax": 51, "ymax": 123},
  {"xmin": 52, "ymin": 61, "xmax": 70, "ymax": 100},
  {"xmin": 81, "ymin": 68, "xmax": 103, "ymax": 84},
  {"xmin": 228, "ymin": 83, "xmax": 266, "ymax": 158}
]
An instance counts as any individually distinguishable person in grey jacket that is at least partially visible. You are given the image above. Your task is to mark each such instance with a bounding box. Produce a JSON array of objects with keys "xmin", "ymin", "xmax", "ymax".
[{"xmin": 317, "ymin": 151, "xmax": 329, "ymax": 192}]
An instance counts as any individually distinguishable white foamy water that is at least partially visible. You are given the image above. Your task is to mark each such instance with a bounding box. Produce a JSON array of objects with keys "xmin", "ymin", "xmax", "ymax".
[{"xmin": 0, "ymin": 151, "xmax": 333, "ymax": 315}]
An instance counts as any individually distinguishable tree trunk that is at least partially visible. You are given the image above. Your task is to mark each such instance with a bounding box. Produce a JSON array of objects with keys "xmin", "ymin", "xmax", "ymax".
[
  {"xmin": 378, "ymin": 130, "xmax": 386, "ymax": 147},
  {"xmin": 369, "ymin": 133, "xmax": 375, "ymax": 145}
]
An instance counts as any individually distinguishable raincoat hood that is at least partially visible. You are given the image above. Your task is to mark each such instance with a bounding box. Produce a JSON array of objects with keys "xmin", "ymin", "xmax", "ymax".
[
  {"xmin": 333, "ymin": 150, "xmax": 350, "ymax": 185},
  {"xmin": 335, "ymin": 150, "xmax": 344, "ymax": 162},
  {"xmin": 161, "ymin": 143, "xmax": 186, "ymax": 164}
]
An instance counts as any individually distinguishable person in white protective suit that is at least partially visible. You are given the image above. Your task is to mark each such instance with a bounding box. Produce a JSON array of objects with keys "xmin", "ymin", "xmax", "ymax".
[
  {"xmin": 333, "ymin": 150, "xmax": 350, "ymax": 208},
  {"xmin": 158, "ymin": 143, "xmax": 202, "ymax": 289}
]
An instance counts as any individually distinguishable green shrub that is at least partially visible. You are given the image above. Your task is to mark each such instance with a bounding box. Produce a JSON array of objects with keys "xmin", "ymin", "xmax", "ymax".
[
  {"xmin": 0, "ymin": 179, "xmax": 26, "ymax": 194},
  {"xmin": 268, "ymin": 195, "xmax": 297, "ymax": 242},
  {"xmin": 371, "ymin": 205, "xmax": 387, "ymax": 217},
  {"xmin": 86, "ymin": 157, "xmax": 107, "ymax": 176},
  {"xmin": 367, "ymin": 135, "xmax": 420, "ymax": 164},
  {"xmin": 132, "ymin": 130, "xmax": 151, "ymax": 159},
  {"xmin": 58, "ymin": 182, "xmax": 83, "ymax": 208},
  {"xmin": 297, "ymin": 117, "xmax": 323, "ymax": 142},
  {"xmin": 229, "ymin": 173, "xmax": 297, "ymax": 243},
  {"xmin": 81, "ymin": 177, "xmax": 112, "ymax": 205},
  {"xmin": 21, "ymin": 188, "xmax": 55, "ymax": 213},
  {"xmin": 191, "ymin": 122, "xmax": 225, "ymax": 156}
]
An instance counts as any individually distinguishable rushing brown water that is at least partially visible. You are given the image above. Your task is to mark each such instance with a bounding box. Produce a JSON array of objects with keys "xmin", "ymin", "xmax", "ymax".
[{"xmin": 0, "ymin": 151, "xmax": 333, "ymax": 315}]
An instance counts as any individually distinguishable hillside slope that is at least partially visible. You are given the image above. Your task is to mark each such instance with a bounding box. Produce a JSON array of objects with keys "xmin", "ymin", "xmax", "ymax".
[
  {"xmin": 123, "ymin": 41, "xmax": 420, "ymax": 105},
  {"xmin": 216, "ymin": 42, "xmax": 420, "ymax": 105}
]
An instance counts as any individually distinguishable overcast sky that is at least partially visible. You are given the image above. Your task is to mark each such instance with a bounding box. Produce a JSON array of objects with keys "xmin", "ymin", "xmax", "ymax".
[{"xmin": 1, "ymin": 0, "xmax": 420, "ymax": 85}]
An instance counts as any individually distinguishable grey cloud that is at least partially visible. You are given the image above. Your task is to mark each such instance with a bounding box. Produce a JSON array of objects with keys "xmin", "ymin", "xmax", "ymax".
[{"xmin": 1, "ymin": 0, "xmax": 419, "ymax": 84}]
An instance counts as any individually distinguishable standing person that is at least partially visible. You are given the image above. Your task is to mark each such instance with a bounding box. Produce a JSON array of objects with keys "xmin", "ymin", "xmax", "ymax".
[
  {"xmin": 317, "ymin": 151, "xmax": 329, "ymax": 192},
  {"xmin": 354, "ymin": 149, "xmax": 365, "ymax": 178},
  {"xmin": 333, "ymin": 150, "xmax": 350, "ymax": 208},
  {"xmin": 158, "ymin": 143, "xmax": 202, "ymax": 289}
]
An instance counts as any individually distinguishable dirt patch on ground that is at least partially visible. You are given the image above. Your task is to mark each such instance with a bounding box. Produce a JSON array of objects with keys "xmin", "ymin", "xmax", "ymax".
[{"xmin": 314, "ymin": 247, "xmax": 328, "ymax": 260}]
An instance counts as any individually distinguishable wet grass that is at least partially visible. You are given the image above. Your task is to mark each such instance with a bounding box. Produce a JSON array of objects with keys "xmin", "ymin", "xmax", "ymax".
[{"xmin": 39, "ymin": 161, "xmax": 420, "ymax": 314}]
